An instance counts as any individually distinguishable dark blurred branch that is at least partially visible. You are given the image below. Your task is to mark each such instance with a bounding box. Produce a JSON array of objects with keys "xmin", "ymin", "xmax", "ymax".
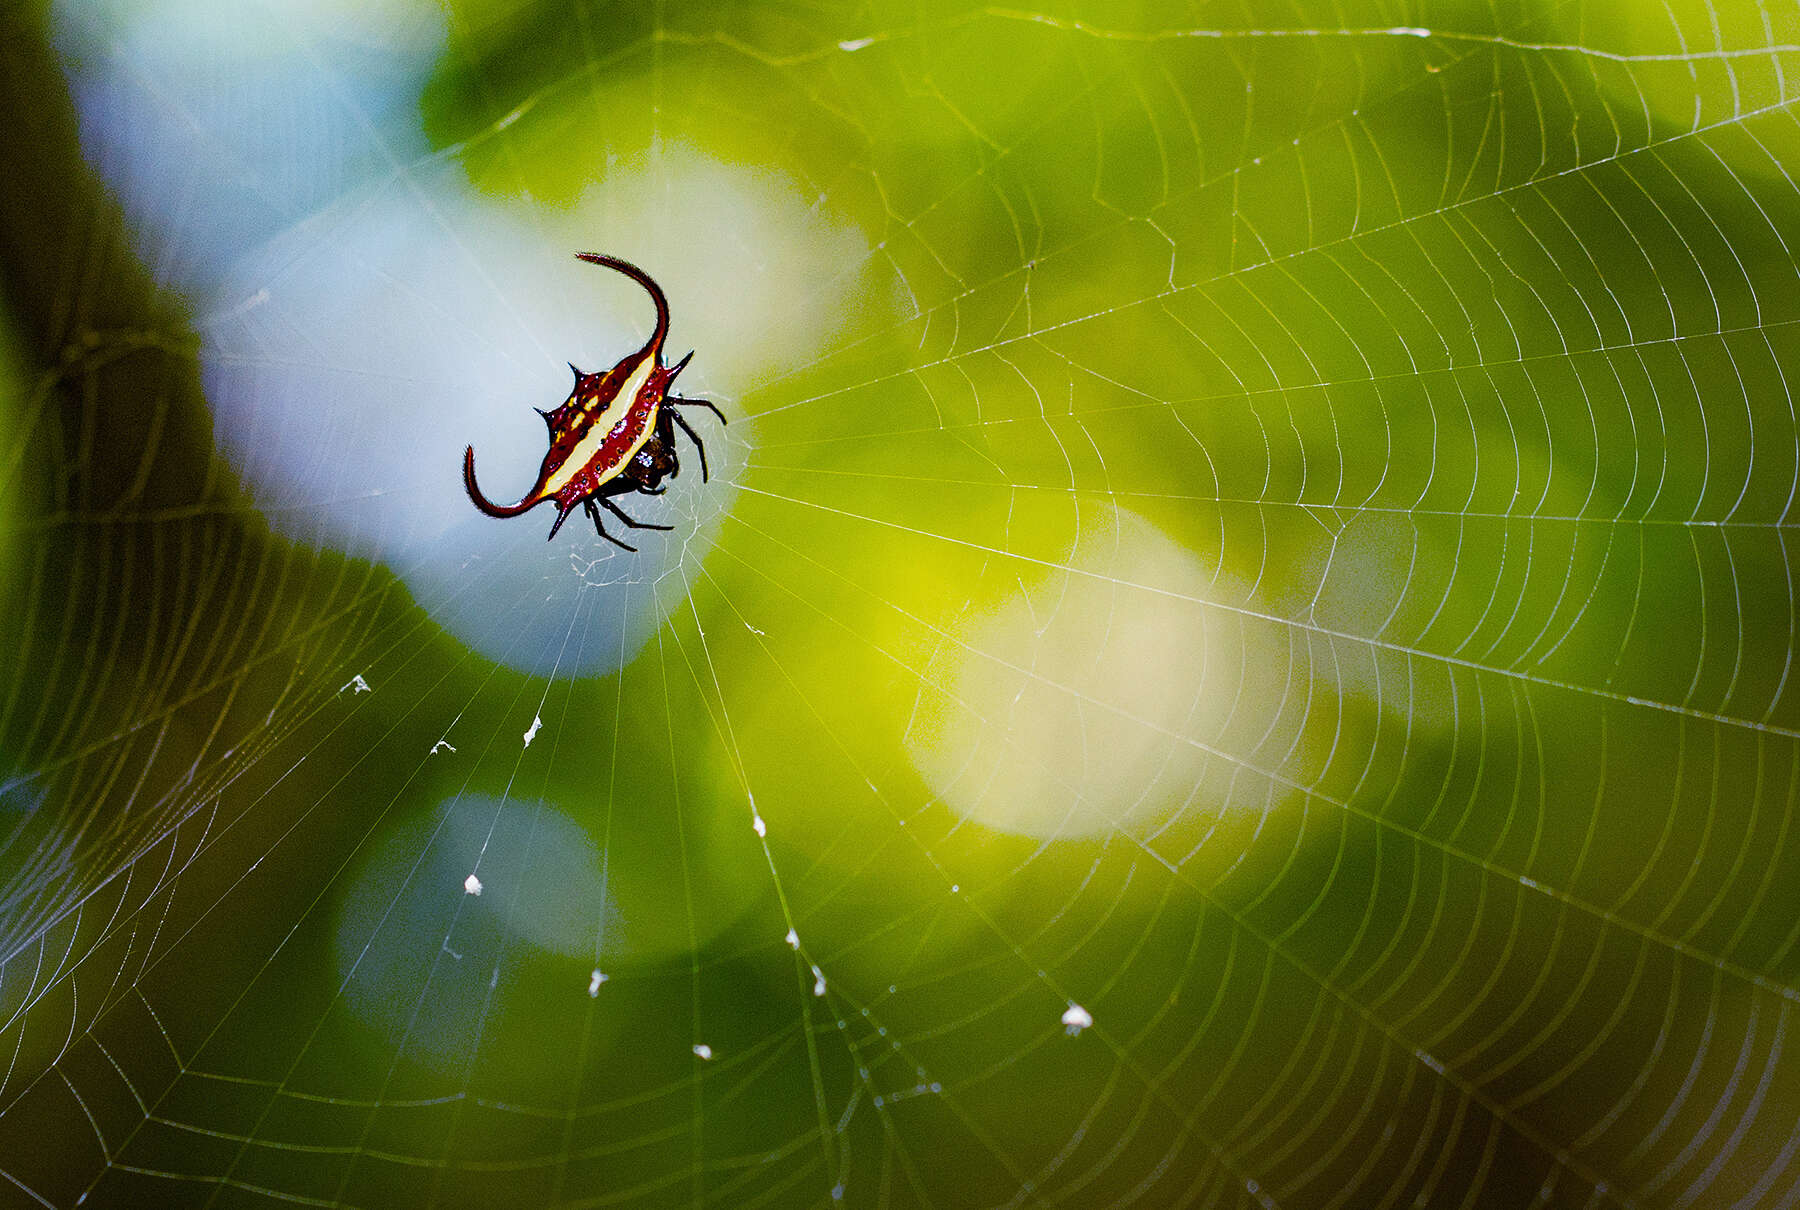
[{"xmin": 0, "ymin": 3, "xmax": 231, "ymax": 519}]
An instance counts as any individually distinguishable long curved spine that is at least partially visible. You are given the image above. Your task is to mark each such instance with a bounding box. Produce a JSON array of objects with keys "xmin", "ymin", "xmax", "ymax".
[
  {"xmin": 573, "ymin": 252, "xmax": 669, "ymax": 359},
  {"xmin": 463, "ymin": 445, "xmax": 539, "ymax": 517}
]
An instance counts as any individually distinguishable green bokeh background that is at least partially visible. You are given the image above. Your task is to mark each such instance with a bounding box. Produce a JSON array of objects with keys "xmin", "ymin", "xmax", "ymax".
[{"xmin": 2, "ymin": 1, "xmax": 1799, "ymax": 1206}]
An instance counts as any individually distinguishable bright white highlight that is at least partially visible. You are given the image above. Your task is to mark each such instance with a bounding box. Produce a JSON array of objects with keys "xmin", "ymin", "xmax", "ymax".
[
  {"xmin": 194, "ymin": 146, "xmax": 884, "ymax": 678},
  {"xmin": 908, "ymin": 509, "xmax": 1284, "ymax": 839}
]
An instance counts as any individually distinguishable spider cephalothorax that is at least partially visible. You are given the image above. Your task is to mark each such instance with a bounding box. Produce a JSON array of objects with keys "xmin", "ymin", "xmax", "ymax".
[{"xmin": 462, "ymin": 253, "xmax": 725, "ymax": 548}]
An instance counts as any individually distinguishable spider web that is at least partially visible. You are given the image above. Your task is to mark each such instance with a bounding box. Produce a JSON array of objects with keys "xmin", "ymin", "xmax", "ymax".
[{"xmin": 2, "ymin": 0, "xmax": 1799, "ymax": 1206}]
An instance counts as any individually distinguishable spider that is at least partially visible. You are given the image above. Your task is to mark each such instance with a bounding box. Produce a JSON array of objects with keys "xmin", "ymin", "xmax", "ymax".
[{"xmin": 462, "ymin": 252, "xmax": 725, "ymax": 548}]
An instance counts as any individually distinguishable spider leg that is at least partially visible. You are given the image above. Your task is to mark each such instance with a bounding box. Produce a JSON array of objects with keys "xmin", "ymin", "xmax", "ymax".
[
  {"xmin": 666, "ymin": 408, "xmax": 710, "ymax": 482},
  {"xmin": 601, "ymin": 496, "xmax": 672, "ymax": 531},
  {"xmin": 669, "ymin": 396, "xmax": 727, "ymax": 425},
  {"xmin": 582, "ymin": 497, "xmax": 637, "ymax": 552}
]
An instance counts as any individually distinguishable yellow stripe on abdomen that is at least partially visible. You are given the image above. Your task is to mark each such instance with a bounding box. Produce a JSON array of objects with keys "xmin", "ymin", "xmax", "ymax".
[{"xmin": 542, "ymin": 356, "xmax": 659, "ymax": 496}]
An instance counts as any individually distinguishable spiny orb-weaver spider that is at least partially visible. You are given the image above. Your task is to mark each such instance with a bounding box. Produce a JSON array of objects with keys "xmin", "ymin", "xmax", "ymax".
[{"xmin": 462, "ymin": 252, "xmax": 725, "ymax": 548}]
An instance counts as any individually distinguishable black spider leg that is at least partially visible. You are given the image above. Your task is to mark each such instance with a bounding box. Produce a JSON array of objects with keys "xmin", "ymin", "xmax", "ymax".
[
  {"xmin": 669, "ymin": 396, "xmax": 727, "ymax": 425},
  {"xmin": 581, "ymin": 497, "xmax": 636, "ymax": 552},
  {"xmin": 597, "ymin": 479, "xmax": 673, "ymax": 532},
  {"xmin": 664, "ymin": 406, "xmax": 711, "ymax": 482}
]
